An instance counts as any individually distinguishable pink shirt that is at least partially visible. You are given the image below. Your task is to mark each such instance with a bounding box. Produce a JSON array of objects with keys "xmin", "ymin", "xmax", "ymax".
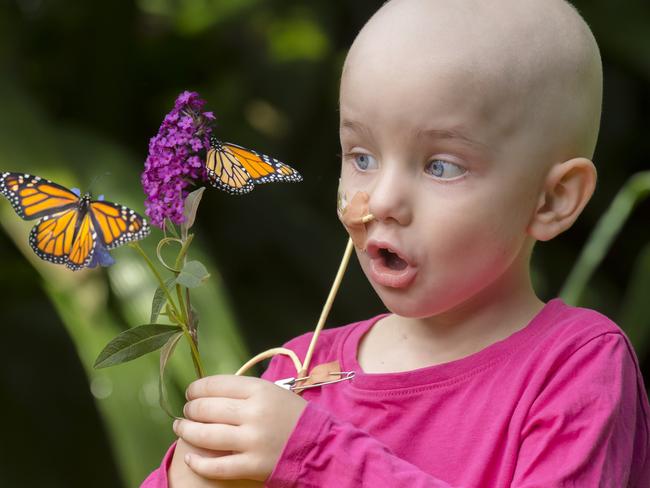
[{"xmin": 142, "ymin": 297, "xmax": 650, "ymax": 487}]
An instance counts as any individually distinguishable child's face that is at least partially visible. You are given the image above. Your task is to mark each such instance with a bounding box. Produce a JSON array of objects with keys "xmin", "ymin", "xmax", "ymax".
[{"xmin": 338, "ymin": 3, "xmax": 552, "ymax": 318}]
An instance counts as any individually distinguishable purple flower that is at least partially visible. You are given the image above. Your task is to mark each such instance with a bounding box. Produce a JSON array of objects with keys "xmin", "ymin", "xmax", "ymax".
[
  {"xmin": 87, "ymin": 243, "xmax": 116, "ymax": 268},
  {"xmin": 141, "ymin": 91, "xmax": 214, "ymax": 228}
]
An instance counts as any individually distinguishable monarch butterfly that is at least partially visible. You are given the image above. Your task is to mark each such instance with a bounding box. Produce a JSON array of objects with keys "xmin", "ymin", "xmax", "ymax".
[
  {"xmin": 0, "ymin": 172, "xmax": 150, "ymax": 271},
  {"xmin": 205, "ymin": 136, "xmax": 303, "ymax": 195}
]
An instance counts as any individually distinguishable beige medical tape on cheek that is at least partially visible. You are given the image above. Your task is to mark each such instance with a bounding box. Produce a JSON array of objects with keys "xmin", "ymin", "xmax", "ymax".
[{"xmin": 337, "ymin": 178, "xmax": 375, "ymax": 251}]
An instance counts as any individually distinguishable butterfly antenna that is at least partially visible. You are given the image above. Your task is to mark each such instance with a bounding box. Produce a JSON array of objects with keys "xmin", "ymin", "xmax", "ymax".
[{"xmin": 87, "ymin": 172, "xmax": 112, "ymax": 195}]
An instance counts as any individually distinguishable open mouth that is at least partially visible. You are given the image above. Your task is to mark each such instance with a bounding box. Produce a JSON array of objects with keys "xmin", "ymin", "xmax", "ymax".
[
  {"xmin": 379, "ymin": 248, "xmax": 409, "ymax": 271},
  {"xmin": 366, "ymin": 241, "xmax": 418, "ymax": 288}
]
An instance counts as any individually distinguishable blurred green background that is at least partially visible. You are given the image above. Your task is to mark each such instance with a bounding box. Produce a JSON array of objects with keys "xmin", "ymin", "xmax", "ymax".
[{"xmin": 0, "ymin": 1, "xmax": 648, "ymax": 486}]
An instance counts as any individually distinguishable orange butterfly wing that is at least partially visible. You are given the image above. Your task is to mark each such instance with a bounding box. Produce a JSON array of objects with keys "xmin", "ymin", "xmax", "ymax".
[
  {"xmin": 2, "ymin": 172, "xmax": 150, "ymax": 270},
  {"xmin": 205, "ymin": 141, "xmax": 255, "ymax": 195},
  {"xmin": 28, "ymin": 208, "xmax": 97, "ymax": 270},
  {"xmin": 0, "ymin": 172, "xmax": 78, "ymax": 220},
  {"xmin": 89, "ymin": 200, "xmax": 150, "ymax": 249},
  {"xmin": 67, "ymin": 211, "xmax": 97, "ymax": 269},
  {"xmin": 205, "ymin": 138, "xmax": 302, "ymax": 195}
]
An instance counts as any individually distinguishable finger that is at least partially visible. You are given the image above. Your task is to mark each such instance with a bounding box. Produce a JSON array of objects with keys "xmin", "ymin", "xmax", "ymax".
[
  {"xmin": 176, "ymin": 436, "xmax": 231, "ymax": 459},
  {"xmin": 186, "ymin": 374, "xmax": 263, "ymax": 400},
  {"xmin": 185, "ymin": 452, "xmax": 254, "ymax": 481},
  {"xmin": 173, "ymin": 419, "xmax": 244, "ymax": 452},
  {"xmin": 183, "ymin": 397, "xmax": 244, "ymax": 425}
]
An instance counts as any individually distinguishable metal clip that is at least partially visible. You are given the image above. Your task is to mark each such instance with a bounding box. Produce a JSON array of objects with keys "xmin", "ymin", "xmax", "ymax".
[
  {"xmin": 290, "ymin": 371, "xmax": 355, "ymax": 392},
  {"xmin": 274, "ymin": 375, "xmax": 311, "ymax": 390}
]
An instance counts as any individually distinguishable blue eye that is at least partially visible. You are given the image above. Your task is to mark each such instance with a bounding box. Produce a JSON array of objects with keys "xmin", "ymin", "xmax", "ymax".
[
  {"xmin": 352, "ymin": 153, "xmax": 378, "ymax": 171},
  {"xmin": 425, "ymin": 159, "xmax": 466, "ymax": 179}
]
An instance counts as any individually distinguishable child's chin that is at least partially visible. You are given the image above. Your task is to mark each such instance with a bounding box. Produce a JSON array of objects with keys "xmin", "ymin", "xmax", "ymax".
[
  {"xmin": 377, "ymin": 288, "xmax": 459, "ymax": 319},
  {"xmin": 375, "ymin": 291, "xmax": 432, "ymax": 318}
]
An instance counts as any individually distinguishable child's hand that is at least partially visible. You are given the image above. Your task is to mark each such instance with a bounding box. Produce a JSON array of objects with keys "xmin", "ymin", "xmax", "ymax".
[
  {"xmin": 169, "ymin": 438, "xmax": 261, "ymax": 488},
  {"xmin": 173, "ymin": 374, "xmax": 308, "ymax": 482}
]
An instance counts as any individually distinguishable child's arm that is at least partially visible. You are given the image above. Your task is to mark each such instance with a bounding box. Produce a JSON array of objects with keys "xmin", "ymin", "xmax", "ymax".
[
  {"xmin": 147, "ymin": 331, "xmax": 648, "ymax": 486},
  {"xmin": 511, "ymin": 332, "xmax": 649, "ymax": 486},
  {"xmin": 266, "ymin": 400, "xmax": 458, "ymax": 487},
  {"xmin": 262, "ymin": 332, "xmax": 648, "ymax": 487}
]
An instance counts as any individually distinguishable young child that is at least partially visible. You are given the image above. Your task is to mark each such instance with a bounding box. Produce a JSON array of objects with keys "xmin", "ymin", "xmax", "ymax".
[{"xmin": 143, "ymin": 0, "xmax": 650, "ymax": 486}]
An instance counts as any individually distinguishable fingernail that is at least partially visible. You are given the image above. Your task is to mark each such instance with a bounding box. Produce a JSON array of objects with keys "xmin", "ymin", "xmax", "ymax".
[
  {"xmin": 172, "ymin": 419, "xmax": 179, "ymax": 431},
  {"xmin": 184, "ymin": 454, "xmax": 192, "ymax": 464}
]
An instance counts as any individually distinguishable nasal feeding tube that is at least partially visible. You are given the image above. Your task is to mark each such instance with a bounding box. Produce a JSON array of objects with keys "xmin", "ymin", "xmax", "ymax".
[{"xmin": 235, "ymin": 185, "xmax": 374, "ymax": 392}]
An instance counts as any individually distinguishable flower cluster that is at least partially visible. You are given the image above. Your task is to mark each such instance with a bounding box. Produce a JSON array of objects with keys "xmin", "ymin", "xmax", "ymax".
[{"xmin": 141, "ymin": 91, "xmax": 215, "ymax": 228}]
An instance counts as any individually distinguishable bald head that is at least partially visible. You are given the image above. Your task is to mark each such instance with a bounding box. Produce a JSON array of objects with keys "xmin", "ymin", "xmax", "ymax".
[{"xmin": 341, "ymin": 0, "xmax": 602, "ymax": 164}]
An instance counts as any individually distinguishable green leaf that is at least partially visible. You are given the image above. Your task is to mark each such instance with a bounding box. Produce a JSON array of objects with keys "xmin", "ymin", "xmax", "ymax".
[
  {"xmin": 176, "ymin": 260, "xmax": 210, "ymax": 288},
  {"xmin": 150, "ymin": 278, "xmax": 177, "ymax": 323},
  {"xmin": 164, "ymin": 218, "xmax": 180, "ymax": 239},
  {"xmin": 94, "ymin": 324, "xmax": 183, "ymax": 368},
  {"xmin": 159, "ymin": 331, "xmax": 184, "ymax": 419},
  {"xmin": 619, "ymin": 242, "xmax": 650, "ymax": 357},
  {"xmin": 181, "ymin": 187, "xmax": 205, "ymax": 240},
  {"xmin": 560, "ymin": 171, "xmax": 650, "ymax": 305}
]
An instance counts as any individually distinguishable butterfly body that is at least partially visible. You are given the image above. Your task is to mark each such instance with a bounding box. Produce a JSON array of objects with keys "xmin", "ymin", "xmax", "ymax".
[
  {"xmin": 1, "ymin": 172, "xmax": 149, "ymax": 270},
  {"xmin": 205, "ymin": 136, "xmax": 302, "ymax": 195}
]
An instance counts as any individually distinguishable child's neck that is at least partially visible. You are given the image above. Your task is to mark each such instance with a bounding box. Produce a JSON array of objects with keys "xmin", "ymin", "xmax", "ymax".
[{"xmin": 358, "ymin": 282, "xmax": 544, "ymax": 374}]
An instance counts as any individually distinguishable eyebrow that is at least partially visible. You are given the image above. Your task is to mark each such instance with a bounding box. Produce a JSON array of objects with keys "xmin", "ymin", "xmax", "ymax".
[
  {"xmin": 416, "ymin": 128, "xmax": 491, "ymax": 151},
  {"xmin": 340, "ymin": 120, "xmax": 371, "ymax": 136},
  {"xmin": 341, "ymin": 120, "xmax": 491, "ymax": 152}
]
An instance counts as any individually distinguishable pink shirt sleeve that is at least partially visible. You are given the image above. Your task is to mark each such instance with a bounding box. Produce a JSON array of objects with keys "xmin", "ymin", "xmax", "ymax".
[
  {"xmin": 265, "ymin": 332, "xmax": 648, "ymax": 487},
  {"xmin": 511, "ymin": 332, "xmax": 649, "ymax": 486},
  {"xmin": 266, "ymin": 401, "xmax": 456, "ymax": 487},
  {"xmin": 140, "ymin": 440, "xmax": 177, "ymax": 487}
]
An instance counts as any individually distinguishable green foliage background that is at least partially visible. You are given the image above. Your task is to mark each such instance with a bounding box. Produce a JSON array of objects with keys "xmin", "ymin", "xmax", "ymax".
[{"xmin": 0, "ymin": 1, "xmax": 648, "ymax": 486}]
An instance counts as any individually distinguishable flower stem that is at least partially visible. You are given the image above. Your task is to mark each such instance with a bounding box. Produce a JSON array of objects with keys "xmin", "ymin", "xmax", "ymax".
[
  {"xmin": 185, "ymin": 287, "xmax": 197, "ymax": 338},
  {"xmin": 130, "ymin": 241, "xmax": 205, "ymax": 378},
  {"xmin": 130, "ymin": 242, "xmax": 180, "ymax": 316},
  {"xmin": 173, "ymin": 232, "xmax": 204, "ymax": 377},
  {"xmin": 175, "ymin": 233, "xmax": 194, "ymax": 268},
  {"xmin": 177, "ymin": 282, "xmax": 204, "ymax": 377}
]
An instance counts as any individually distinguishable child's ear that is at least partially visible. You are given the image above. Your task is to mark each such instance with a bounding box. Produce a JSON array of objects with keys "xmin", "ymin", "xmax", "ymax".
[{"xmin": 527, "ymin": 157, "xmax": 597, "ymax": 242}]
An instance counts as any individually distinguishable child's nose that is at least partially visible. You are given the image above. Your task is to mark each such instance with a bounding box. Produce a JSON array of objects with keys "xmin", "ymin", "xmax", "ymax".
[{"xmin": 368, "ymin": 167, "xmax": 412, "ymax": 226}]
